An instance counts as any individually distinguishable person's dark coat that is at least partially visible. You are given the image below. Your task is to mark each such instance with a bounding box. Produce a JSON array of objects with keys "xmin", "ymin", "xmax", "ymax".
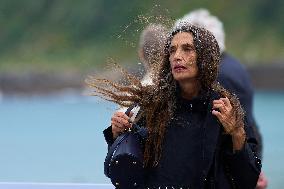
[
  {"xmin": 218, "ymin": 53, "xmax": 262, "ymax": 158},
  {"xmin": 104, "ymin": 90, "xmax": 261, "ymax": 189}
]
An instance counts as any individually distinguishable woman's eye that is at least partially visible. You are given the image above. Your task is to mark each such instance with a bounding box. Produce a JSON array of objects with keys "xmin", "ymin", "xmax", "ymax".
[
  {"xmin": 185, "ymin": 47, "xmax": 196, "ymax": 54},
  {"xmin": 185, "ymin": 47, "xmax": 193, "ymax": 52},
  {"xmin": 169, "ymin": 48, "xmax": 175, "ymax": 54}
]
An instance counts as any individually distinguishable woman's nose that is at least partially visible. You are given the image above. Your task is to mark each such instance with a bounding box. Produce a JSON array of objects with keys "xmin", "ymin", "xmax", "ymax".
[{"xmin": 174, "ymin": 49, "xmax": 183, "ymax": 61}]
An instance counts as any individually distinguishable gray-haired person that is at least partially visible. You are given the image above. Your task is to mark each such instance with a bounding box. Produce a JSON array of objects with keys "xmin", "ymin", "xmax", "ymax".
[{"xmin": 106, "ymin": 23, "xmax": 168, "ymax": 138}]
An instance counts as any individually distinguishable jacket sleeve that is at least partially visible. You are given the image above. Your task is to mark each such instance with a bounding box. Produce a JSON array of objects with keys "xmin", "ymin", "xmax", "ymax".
[
  {"xmin": 222, "ymin": 118, "xmax": 261, "ymax": 189},
  {"xmin": 103, "ymin": 126, "xmax": 114, "ymax": 150}
]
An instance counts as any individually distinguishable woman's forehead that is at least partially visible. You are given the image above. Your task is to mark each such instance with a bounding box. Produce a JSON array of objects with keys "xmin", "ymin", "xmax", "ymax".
[{"xmin": 171, "ymin": 32, "xmax": 194, "ymax": 46}]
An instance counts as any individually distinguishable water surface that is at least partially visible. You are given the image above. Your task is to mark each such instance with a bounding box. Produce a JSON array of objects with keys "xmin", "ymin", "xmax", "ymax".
[{"xmin": 0, "ymin": 91, "xmax": 283, "ymax": 188}]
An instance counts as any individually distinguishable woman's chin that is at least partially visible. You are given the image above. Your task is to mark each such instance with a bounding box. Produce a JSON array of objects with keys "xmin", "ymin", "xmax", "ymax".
[{"xmin": 173, "ymin": 73, "xmax": 189, "ymax": 81}]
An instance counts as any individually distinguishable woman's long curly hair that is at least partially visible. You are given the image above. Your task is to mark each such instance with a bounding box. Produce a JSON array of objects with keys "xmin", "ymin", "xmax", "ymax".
[{"xmin": 87, "ymin": 23, "xmax": 245, "ymax": 167}]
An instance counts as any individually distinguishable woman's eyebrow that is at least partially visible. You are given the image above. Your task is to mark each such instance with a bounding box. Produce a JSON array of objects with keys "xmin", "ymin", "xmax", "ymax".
[
  {"xmin": 182, "ymin": 43, "xmax": 195, "ymax": 48},
  {"xmin": 169, "ymin": 43, "xmax": 194, "ymax": 49},
  {"xmin": 169, "ymin": 45, "xmax": 176, "ymax": 50}
]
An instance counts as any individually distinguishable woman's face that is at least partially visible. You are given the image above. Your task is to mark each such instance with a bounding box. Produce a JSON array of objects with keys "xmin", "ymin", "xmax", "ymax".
[{"xmin": 169, "ymin": 32, "xmax": 198, "ymax": 82}]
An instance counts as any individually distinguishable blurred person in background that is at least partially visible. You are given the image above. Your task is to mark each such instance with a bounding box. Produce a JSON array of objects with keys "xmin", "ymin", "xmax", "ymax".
[
  {"xmin": 110, "ymin": 23, "xmax": 168, "ymax": 125},
  {"xmin": 138, "ymin": 23, "xmax": 168, "ymax": 86},
  {"xmin": 174, "ymin": 8, "xmax": 267, "ymax": 189}
]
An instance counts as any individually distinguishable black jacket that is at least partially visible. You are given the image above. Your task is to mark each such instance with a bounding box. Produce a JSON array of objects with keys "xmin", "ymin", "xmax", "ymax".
[
  {"xmin": 104, "ymin": 90, "xmax": 261, "ymax": 189},
  {"xmin": 218, "ymin": 53, "xmax": 262, "ymax": 158}
]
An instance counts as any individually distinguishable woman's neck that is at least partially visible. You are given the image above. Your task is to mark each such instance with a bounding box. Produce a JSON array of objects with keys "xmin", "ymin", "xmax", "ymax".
[{"xmin": 179, "ymin": 80, "xmax": 201, "ymax": 100}]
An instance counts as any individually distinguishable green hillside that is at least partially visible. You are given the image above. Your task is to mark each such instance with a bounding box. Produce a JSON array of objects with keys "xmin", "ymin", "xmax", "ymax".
[{"xmin": 0, "ymin": 0, "xmax": 283, "ymax": 73}]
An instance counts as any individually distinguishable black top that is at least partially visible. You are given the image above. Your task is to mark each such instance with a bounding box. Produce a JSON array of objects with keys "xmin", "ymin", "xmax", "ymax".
[
  {"xmin": 103, "ymin": 90, "xmax": 261, "ymax": 189},
  {"xmin": 145, "ymin": 95, "xmax": 209, "ymax": 188}
]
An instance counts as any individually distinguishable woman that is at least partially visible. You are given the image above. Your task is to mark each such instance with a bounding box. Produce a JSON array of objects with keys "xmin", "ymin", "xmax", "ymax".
[{"xmin": 89, "ymin": 23, "xmax": 261, "ymax": 189}]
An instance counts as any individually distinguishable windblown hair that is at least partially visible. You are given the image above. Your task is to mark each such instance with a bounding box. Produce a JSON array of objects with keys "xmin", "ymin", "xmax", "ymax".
[{"xmin": 87, "ymin": 23, "xmax": 244, "ymax": 167}]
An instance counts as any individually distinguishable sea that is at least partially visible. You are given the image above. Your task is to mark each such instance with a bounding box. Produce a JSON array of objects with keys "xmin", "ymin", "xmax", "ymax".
[{"xmin": 0, "ymin": 91, "xmax": 283, "ymax": 188}]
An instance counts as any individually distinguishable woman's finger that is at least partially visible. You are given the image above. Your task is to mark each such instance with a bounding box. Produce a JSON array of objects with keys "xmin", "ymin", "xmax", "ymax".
[
  {"xmin": 220, "ymin": 97, "xmax": 231, "ymax": 108},
  {"xmin": 213, "ymin": 99, "xmax": 225, "ymax": 106},
  {"xmin": 212, "ymin": 109, "xmax": 224, "ymax": 121},
  {"xmin": 116, "ymin": 113, "xmax": 132, "ymax": 126},
  {"xmin": 212, "ymin": 110, "xmax": 233, "ymax": 133},
  {"xmin": 212, "ymin": 103, "xmax": 227, "ymax": 114},
  {"xmin": 112, "ymin": 117, "xmax": 131, "ymax": 128},
  {"xmin": 111, "ymin": 119, "xmax": 124, "ymax": 129},
  {"xmin": 112, "ymin": 126, "xmax": 124, "ymax": 134},
  {"xmin": 115, "ymin": 112, "xmax": 133, "ymax": 124},
  {"xmin": 114, "ymin": 112, "xmax": 129, "ymax": 119}
]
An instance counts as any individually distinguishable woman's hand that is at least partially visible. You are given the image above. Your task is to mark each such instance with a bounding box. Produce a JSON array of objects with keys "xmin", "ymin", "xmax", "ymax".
[
  {"xmin": 212, "ymin": 97, "xmax": 245, "ymax": 151},
  {"xmin": 212, "ymin": 97, "xmax": 236, "ymax": 134},
  {"xmin": 111, "ymin": 111, "xmax": 133, "ymax": 139}
]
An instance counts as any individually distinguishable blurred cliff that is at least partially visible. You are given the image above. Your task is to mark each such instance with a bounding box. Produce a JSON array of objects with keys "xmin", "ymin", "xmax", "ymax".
[{"xmin": 0, "ymin": 0, "xmax": 283, "ymax": 96}]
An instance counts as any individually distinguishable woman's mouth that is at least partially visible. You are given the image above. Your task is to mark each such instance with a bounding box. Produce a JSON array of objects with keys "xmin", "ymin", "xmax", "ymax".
[{"xmin": 173, "ymin": 65, "xmax": 187, "ymax": 72}]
